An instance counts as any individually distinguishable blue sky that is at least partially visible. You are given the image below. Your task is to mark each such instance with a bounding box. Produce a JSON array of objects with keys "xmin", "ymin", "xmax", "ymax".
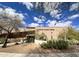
[{"xmin": 0, "ymin": 2, "xmax": 79, "ymax": 30}]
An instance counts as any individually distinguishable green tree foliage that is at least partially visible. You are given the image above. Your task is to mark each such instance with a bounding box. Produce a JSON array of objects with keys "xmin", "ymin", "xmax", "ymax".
[
  {"xmin": 58, "ymin": 27, "xmax": 79, "ymax": 41},
  {"xmin": 66, "ymin": 27, "xmax": 79, "ymax": 40}
]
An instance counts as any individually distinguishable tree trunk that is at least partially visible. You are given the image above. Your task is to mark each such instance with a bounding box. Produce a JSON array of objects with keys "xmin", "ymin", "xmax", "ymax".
[{"xmin": 2, "ymin": 33, "xmax": 9, "ymax": 48}]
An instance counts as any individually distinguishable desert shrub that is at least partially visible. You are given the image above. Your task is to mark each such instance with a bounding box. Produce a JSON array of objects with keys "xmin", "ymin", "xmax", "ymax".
[
  {"xmin": 68, "ymin": 39, "xmax": 79, "ymax": 45},
  {"xmin": 40, "ymin": 40, "xmax": 53, "ymax": 49},
  {"xmin": 67, "ymin": 27, "xmax": 79, "ymax": 41},
  {"xmin": 41, "ymin": 39, "xmax": 69, "ymax": 50},
  {"xmin": 40, "ymin": 42, "xmax": 48, "ymax": 49},
  {"xmin": 52, "ymin": 39, "xmax": 69, "ymax": 50},
  {"xmin": 46, "ymin": 40, "xmax": 53, "ymax": 48}
]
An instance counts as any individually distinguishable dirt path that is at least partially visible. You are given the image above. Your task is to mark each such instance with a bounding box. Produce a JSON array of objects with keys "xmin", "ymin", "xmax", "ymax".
[
  {"xmin": 0, "ymin": 43, "xmax": 79, "ymax": 57},
  {"xmin": 0, "ymin": 43, "xmax": 40, "ymax": 53},
  {"xmin": 0, "ymin": 43, "xmax": 79, "ymax": 54}
]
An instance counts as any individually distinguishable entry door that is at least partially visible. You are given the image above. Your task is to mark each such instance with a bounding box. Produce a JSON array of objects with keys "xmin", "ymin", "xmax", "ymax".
[{"xmin": 27, "ymin": 36, "xmax": 35, "ymax": 43}]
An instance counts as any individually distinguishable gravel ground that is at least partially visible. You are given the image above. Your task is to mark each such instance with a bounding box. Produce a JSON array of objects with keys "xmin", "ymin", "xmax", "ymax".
[
  {"xmin": 0, "ymin": 43, "xmax": 39, "ymax": 53},
  {"xmin": 0, "ymin": 43, "xmax": 79, "ymax": 57}
]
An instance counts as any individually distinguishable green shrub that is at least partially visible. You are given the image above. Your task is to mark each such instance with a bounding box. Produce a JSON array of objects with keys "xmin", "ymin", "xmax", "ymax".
[
  {"xmin": 40, "ymin": 40, "xmax": 53, "ymax": 49},
  {"xmin": 52, "ymin": 40, "xmax": 69, "ymax": 50},
  {"xmin": 68, "ymin": 39, "xmax": 79, "ymax": 45},
  {"xmin": 40, "ymin": 42, "xmax": 48, "ymax": 49},
  {"xmin": 46, "ymin": 40, "xmax": 53, "ymax": 48},
  {"xmin": 41, "ymin": 39, "xmax": 69, "ymax": 50}
]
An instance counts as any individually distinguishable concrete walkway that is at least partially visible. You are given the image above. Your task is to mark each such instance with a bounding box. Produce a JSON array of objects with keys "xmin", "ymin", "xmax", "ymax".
[
  {"xmin": 0, "ymin": 42, "xmax": 22, "ymax": 47},
  {"xmin": 0, "ymin": 43, "xmax": 15, "ymax": 47},
  {"xmin": 0, "ymin": 52, "xmax": 26, "ymax": 57},
  {"xmin": 0, "ymin": 52, "xmax": 79, "ymax": 57}
]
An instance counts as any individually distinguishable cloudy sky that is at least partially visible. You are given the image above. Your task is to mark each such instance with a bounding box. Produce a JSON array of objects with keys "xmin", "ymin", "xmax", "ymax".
[{"xmin": 0, "ymin": 2, "xmax": 79, "ymax": 30}]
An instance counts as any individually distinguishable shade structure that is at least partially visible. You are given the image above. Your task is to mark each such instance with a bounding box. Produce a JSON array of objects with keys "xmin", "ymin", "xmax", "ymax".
[{"xmin": 0, "ymin": 31, "xmax": 35, "ymax": 38}]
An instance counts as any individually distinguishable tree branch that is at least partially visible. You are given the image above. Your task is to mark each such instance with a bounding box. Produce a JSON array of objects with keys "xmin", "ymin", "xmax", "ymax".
[{"xmin": 0, "ymin": 26, "xmax": 9, "ymax": 33}]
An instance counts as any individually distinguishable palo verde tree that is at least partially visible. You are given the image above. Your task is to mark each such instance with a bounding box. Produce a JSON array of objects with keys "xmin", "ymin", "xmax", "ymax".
[
  {"xmin": 66, "ymin": 27, "xmax": 79, "ymax": 40},
  {"xmin": 0, "ymin": 8, "xmax": 25, "ymax": 48},
  {"xmin": 58, "ymin": 27, "xmax": 79, "ymax": 41}
]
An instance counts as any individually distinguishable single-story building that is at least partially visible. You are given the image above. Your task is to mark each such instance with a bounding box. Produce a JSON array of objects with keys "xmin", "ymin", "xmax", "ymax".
[{"xmin": 0, "ymin": 27, "xmax": 68, "ymax": 43}]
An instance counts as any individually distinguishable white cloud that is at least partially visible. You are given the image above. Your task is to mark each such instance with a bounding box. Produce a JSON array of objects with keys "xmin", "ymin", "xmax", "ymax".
[
  {"xmin": 50, "ymin": 10, "xmax": 59, "ymax": 17},
  {"xmin": 17, "ymin": 13, "xmax": 25, "ymax": 20},
  {"xmin": 34, "ymin": 16, "xmax": 46, "ymax": 23},
  {"xmin": 0, "ymin": 7, "xmax": 15, "ymax": 16},
  {"xmin": 55, "ymin": 14, "xmax": 62, "ymax": 19},
  {"xmin": 21, "ymin": 2, "xmax": 33, "ymax": 10},
  {"xmin": 46, "ymin": 20, "xmax": 51, "ymax": 23},
  {"xmin": 5, "ymin": 7, "xmax": 16, "ymax": 13},
  {"xmin": 24, "ymin": 13, "xmax": 28, "ymax": 16},
  {"xmin": 50, "ymin": 9, "xmax": 61, "ymax": 19},
  {"xmin": 21, "ymin": 21, "xmax": 26, "ymax": 25},
  {"xmin": 33, "ymin": 3, "xmax": 62, "ymax": 19},
  {"xmin": 70, "ymin": 3, "xmax": 79, "ymax": 11},
  {"xmin": 35, "ymin": 2, "xmax": 62, "ymax": 13},
  {"xmin": 0, "ymin": 8, "xmax": 3, "ymax": 13},
  {"xmin": 34, "ymin": 17, "xmax": 39, "ymax": 21},
  {"xmin": 68, "ymin": 14, "xmax": 79, "ymax": 20},
  {"xmin": 72, "ymin": 25, "xmax": 79, "ymax": 31},
  {"xmin": 0, "ymin": 7, "xmax": 25, "ymax": 21},
  {"xmin": 55, "ymin": 21, "xmax": 72, "ymax": 27},
  {"xmin": 47, "ymin": 20, "xmax": 72, "ymax": 27},
  {"xmin": 0, "ymin": 7, "xmax": 26, "ymax": 26},
  {"xmin": 28, "ymin": 23, "xmax": 39, "ymax": 27},
  {"xmin": 76, "ymin": 28, "xmax": 79, "ymax": 31},
  {"xmin": 47, "ymin": 20, "xmax": 57, "ymax": 27}
]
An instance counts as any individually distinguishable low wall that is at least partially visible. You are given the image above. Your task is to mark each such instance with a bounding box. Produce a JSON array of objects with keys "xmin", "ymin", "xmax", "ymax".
[{"xmin": 35, "ymin": 40, "xmax": 47, "ymax": 45}]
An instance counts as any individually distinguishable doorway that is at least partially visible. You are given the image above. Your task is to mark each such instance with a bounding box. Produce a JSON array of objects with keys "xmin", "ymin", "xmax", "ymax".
[{"xmin": 26, "ymin": 36, "xmax": 35, "ymax": 43}]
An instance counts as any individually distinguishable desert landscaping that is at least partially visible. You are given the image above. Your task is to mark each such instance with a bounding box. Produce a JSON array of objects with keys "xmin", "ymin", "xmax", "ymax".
[
  {"xmin": 0, "ymin": 42, "xmax": 79, "ymax": 57},
  {"xmin": 0, "ymin": 2, "xmax": 79, "ymax": 57}
]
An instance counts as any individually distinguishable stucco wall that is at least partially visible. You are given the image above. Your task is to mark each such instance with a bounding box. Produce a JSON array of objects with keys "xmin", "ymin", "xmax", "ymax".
[{"xmin": 35, "ymin": 27, "xmax": 67, "ymax": 40}]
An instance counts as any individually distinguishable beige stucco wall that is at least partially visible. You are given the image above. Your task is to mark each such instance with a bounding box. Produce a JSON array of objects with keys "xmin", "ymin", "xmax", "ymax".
[
  {"xmin": 35, "ymin": 27, "xmax": 67, "ymax": 40},
  {"xmin": 8, "ymin": 27, "xmax": 68, "ymax": 41}
]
